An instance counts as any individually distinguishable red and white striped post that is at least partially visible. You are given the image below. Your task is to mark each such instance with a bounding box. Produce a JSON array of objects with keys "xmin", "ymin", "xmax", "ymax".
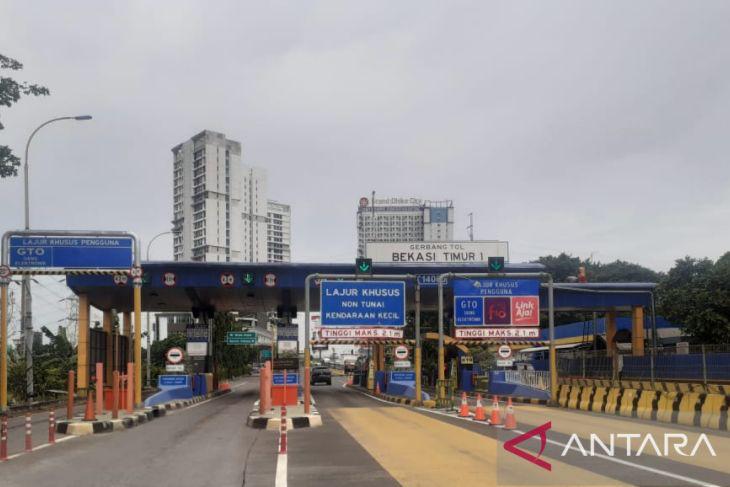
[
  {"xmin": 279, "ymin": 369, "xmax": 287, "ymax": 454},
  {"xmin": 0, "ymin": 414, "xmax": 8, "ymax": 461},
  {"xmin": 24, "ymin": 413, "xmax": 32, "ymax": 452},
  {"xmin": 48, "ymin": 410, "xmax": 56, "ymax": 444}
]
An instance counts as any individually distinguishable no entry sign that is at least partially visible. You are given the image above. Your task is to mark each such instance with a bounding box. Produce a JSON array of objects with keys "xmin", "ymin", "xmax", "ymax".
[
  {"xmin": 166, "ymin": 347, "xmax": 184, "ymax": 364},
  {"xmin": 394, "ymin": 345, "xmax": 409, "ymax": 360},
  {"xmin": 497, "ymin": 345, "xmax": 512, "ymax": 359}
]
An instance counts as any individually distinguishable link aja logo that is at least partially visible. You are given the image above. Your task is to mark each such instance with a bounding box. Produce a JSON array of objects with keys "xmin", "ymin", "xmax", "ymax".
[{"xmin": 504, "ymin": 422, "xmax": 716, "ymax": 472}]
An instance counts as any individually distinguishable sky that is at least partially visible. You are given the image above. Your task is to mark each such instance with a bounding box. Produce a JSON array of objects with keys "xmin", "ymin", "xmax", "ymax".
[{"xmin": 2, "ymin": 1, "xmax": 730, "ymax": 338}]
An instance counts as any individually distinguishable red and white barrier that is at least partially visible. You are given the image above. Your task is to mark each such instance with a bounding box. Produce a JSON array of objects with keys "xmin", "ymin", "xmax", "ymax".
[
  {"xmin": 48, "ymin": 410, "xmax": 56, "ymax": 444},
  {"xmin": 279, "ymin": 369, "xmax": 288, "ymax": 454},
  {"xmin": 1, "ymin": 414, "xmax": 8, "ymax": 461},
  {"xmin": 24, "ymin": 413, "xmax": 32, "ymax": 452}
]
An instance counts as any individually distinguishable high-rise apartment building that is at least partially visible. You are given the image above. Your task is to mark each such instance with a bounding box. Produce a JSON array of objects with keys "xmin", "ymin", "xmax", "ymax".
[
  {"xmin": 172, "ymin": 130, "xmax": 243, "ymax": 262},
  {"xmin": 241, "ymin": 167, "xmax": 268, "ymax": 262},
  {"xmin": 356, "ymin": 196, "xmax": 454, "ymax": 256},
  {"xmin": 267, "ymin": 200, "xmax": 291, "ymax": 262},
  {"xmin": 172, "ymin": 130, "xmax": 276, "ymax": 263}
]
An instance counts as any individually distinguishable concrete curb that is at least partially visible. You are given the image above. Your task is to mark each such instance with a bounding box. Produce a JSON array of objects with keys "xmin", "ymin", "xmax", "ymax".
[
  {"xmin": 247, "ymin": 404, "xmax": 322, "ymax": 430},
  {"xmin": 247, "ymin": 413, "xmax": 322, "ymax": 430},
  {"xmin": 55, "ymin": 391, "xmax": 229, "ymax": 436}
]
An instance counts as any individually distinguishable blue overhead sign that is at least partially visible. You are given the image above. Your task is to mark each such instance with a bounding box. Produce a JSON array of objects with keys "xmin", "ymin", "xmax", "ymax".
[
  {"xmin": 320, "ymin": 280, "xmax": 406, "ymax": 327},
  {"xmin": 454, "ymin": 279, "xmax": 540, "ymax": 327},
  {"xmin": 453, "ymin": 279, "xmax": 539, "ymax": 297},
  {"xmin": 9, "ymin": 236, "xmax": 133, "ymax": 269}
]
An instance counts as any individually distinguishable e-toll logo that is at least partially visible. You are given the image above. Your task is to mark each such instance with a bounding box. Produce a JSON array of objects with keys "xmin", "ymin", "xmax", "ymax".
[{"xmin": 504, "ymin": 422, "xmax": 552, "ymax": 471}]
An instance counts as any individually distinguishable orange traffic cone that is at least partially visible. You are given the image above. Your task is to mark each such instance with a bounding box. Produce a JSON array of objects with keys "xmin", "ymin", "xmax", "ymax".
[
  {"xmin": 490, "ymin": 395, "xmax": 502, "ymax": 426},
  {"xmin": 473, "ymin": 394, "xmax": 487, "ymax": 421},
  {"xmin": 504, "ymin": 397, "xmax": 517, "ymax": 430},
  {"xmin": 458, "ymin": 392, "xmax": 470, "ymax": 417},
  {"xmin": 83, "ymin": 390, "xmax": 96, "ymax": 421},
  {"xmin": 375, "ymin": 382, "xmax": 381, "ymax": 395}
]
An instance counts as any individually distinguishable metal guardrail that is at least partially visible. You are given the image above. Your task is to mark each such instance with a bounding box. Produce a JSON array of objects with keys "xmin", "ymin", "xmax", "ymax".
[{"xmin": 504, "ymin": 370, "xmax": 551, "ymax": 392}]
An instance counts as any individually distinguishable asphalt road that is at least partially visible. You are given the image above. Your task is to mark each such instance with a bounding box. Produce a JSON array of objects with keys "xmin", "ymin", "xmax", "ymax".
[
  {"xmin": 0, "ymin": 379, "xmax": 278, "ymax": 487},
  {"xmin": 1, "ymin": 377, "xmax": 728, "ymax": 486}
]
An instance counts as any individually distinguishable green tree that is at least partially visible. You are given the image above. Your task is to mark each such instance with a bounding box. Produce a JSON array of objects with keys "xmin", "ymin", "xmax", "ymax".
[
  {"xmin": 212, "ymin": 313, "xmax": 257, "ymax": 380},
  {"xmin": 533, "ymin": 253, "xmax": 581, "ymax": 282},
  {"xmin": 0, "ymin": 54, "xmax": 50, "ymax": 177},
  {"xmin": 657, "ymin": 254, "xmax": 730, "ymax": 343},
  {"xmin": 586, "ymin": 260, "xmax": 662, "ymax": 282}
]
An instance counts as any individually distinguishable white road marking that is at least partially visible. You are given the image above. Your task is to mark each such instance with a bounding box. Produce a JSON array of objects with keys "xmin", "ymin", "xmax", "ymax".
[
  {"xmin": 350, "ymin": 387, "xmax": 721, "ymax": 487},
  {"xmin": 275, "ymin": 452, "xmax": 287, "ymax": 487},
  {"xmin": 5, "ymin": 435, "xmax": 78, "ymax": 461}
]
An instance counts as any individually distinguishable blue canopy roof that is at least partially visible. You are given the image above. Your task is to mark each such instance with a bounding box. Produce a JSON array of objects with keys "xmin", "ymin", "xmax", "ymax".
[{"xmin": 66, "ymin": 261, "xmax": 656, "ymax": 313}]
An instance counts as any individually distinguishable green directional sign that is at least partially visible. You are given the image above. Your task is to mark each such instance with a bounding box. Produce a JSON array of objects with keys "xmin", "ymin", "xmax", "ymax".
[
  {"xmin": 488, "ymin": 256, "xmax": 505, "ymax": 272},
  {"xmin": 242, "ymin": 272, "xmax": 255, "ymax": 285},
  {"xmin": 226, "ymin": 331, "xmax": 257, "ymax": 345},
  {"xmin": 356, "ymin": 257, "xmax": 373, "ymax": 276}
]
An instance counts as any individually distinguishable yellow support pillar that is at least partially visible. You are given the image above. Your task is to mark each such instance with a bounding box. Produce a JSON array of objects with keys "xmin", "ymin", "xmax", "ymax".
[
  {"xmin": 1, "ymin": 284, "xmax": 8, "ymax": 412},
  {"xmin": 133, "ymin": 285, "xmax": 142, "ymax": 408},
  {"xmin": 632, "ymin": 306, "xmax": 645, "ymax": 356},
  {"xmin": 103, "ymin": 310, "xmax": 113, "ymax": 385},
  {"xmin": 77, "ymin": 294, "xmax": 90, "ymax": 391}
]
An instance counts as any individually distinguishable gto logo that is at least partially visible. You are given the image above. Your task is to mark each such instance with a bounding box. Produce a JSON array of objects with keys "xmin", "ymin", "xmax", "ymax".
[{"xmin": 16, "ymin": 247, "xmax": 45, "ymax": 256}]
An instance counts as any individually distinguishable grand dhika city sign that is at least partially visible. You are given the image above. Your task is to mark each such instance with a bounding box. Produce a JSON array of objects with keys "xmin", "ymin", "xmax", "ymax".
[{"xmin": 453, "ymin": 279, "xmax": 540, "ymax": 339}]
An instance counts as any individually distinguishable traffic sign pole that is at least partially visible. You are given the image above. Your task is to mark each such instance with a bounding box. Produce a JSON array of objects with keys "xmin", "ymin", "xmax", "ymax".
[
  {"xmin": 0, "ymin": 283, "xmax": 7, "ymax": 412},
  {"xmin": 414, "ymin": 282, "xmax": 422, "ymax": 405}
]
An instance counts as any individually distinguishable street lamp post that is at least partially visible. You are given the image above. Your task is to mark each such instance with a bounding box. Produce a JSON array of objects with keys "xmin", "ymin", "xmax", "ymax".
[
  {"xmin": 21, "ymin": 115, "xmax": 92, "ymax": 399},
  {"xmin": 145, "ymin": 230, "xmax": 175, "ymax": 387}
]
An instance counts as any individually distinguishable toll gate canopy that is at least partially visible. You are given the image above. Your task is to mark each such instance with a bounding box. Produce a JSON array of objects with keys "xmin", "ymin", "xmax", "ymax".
[{"xmin": 66, "ymin": 261, "xmax": 656, "ymax": 314}]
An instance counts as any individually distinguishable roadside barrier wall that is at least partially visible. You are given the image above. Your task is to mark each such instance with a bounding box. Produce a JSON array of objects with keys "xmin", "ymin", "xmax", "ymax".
[{"xmin": 556, "ymin": 384, "xmax": 728, "ymax": 431}]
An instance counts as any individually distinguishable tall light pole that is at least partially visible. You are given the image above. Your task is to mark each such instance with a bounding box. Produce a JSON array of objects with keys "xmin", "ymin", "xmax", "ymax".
[
  {"xmin": 21, "ymin": 115, "xmax": 92, "ymax": 399},
  {"xmin": 145, "ymin": 230, "xmax": 175, "ymax": 387}
]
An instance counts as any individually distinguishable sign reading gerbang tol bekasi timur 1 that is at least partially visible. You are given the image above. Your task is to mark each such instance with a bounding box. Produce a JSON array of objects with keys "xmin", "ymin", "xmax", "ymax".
[{"xmin": 453, "ymin": 279, "xmax": 540, "ymax": 339}]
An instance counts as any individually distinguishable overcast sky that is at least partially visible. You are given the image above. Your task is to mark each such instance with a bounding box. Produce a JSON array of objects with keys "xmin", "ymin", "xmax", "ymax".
[{"xmin": 2, "ymin": 1, "xmax": 730, "ymax": 336}]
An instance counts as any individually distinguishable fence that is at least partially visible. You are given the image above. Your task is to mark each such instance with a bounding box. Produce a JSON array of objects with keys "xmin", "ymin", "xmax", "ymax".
[
  {"xmin": 504, "ymin": 370, "xmax": 551, "ymax": 391},
  {"xmin": 557, "ymin": 344, "xmax": 730, "ymax": 384}
]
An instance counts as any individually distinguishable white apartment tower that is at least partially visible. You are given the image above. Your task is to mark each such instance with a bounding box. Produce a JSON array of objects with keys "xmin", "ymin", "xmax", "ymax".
[
  {"xmin": 267, "ymin": 200, "xmax": 291, "ymax": 262},
  {"xmin": 172, "ymin": 130, "xmax": 271, "ymax": 263},
  {"xmin": 241, "ymin": 167, "xmax": 269, "ymax": 262},
  {"xmin": 172, "ymin": 130, "xmax": 243, "ymax": 262},
  {"xmin": 356, "ymin": 196, "xmax": 454, "ymax": 256}
]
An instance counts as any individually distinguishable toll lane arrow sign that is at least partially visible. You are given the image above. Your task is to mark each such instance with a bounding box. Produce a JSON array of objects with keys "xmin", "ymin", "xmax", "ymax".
[
  {"xmin": 488, "ymin": 256, "xmax": 505, "ymax": 272},
  {"xmin": 356, "ymin": 257, "xmax": 373, "ymax": 276}
]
